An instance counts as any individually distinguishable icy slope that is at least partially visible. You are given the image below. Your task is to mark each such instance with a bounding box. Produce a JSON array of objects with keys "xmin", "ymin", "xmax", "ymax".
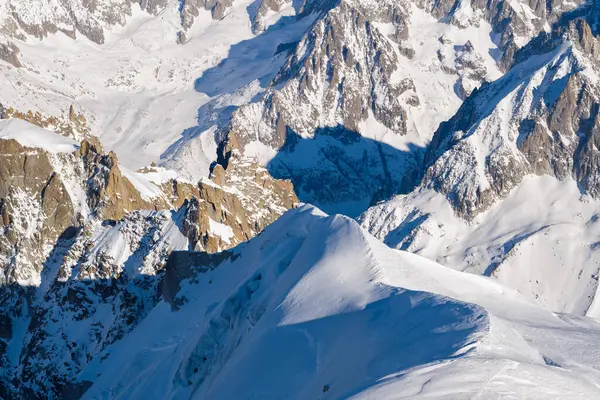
[{"xmin": 72, "ymin": 206, "xmax": 600, "ymax": 399}]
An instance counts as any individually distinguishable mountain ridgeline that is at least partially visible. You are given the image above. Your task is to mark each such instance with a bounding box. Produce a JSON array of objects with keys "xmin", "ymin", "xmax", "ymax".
[{"xmin": 0, "ymin": 0, "xmax": 600, "ymax": 398}]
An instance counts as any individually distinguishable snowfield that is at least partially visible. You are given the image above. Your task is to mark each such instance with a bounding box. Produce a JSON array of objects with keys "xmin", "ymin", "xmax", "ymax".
[
  {"xmin": 0, "ymin": 0, "xmax": 318, "ymax": 180},
  {"xmin": 0, "ymin": 118, "xmax": 79, "ymax": 153},
  {"xmin": 361, "ymin": 175, "xmax": 600, "ymax": 318},
  {"xmin": 79, "ymin": 206, "xmax": 600, "ymax": 399}
]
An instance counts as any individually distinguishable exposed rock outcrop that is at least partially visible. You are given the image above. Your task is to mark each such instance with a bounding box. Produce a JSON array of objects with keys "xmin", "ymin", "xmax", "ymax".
[
  {"xmin": 0, "ymin": 41, "xmax": 20, "ymax": 68},
  {"xmin": 0, "ymin": 119, "xmax": 298, "ymax": 398},
  {"xmin": 0, "ymin": 138, "xmax": 75, "ymax": 284},
  {"xmin": 77, "ymin": 137, "xmax": 167, "ymax": 221},
  {"xmin": 222, "ymin": 2, "xmax": 421, "ymax": 215}
]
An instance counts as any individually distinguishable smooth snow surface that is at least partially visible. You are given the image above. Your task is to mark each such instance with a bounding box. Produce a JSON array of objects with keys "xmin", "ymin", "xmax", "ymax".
[
  {"xmin": 78, "ymin": 206, "xmax": 600, "ymax": 399},
  {"xmin": 362, "ymin": 175, "xmax": 600, "ymax": 319},
  {"xmin": 0, "ymin": 118, "xmax": 79, "ymax": 153}
]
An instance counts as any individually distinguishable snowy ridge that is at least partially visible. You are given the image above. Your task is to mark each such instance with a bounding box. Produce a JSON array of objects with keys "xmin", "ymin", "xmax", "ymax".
[
  {"xmin": 2, "ymin": 0, "xmax": 600, "ymax": 398},
  {"xmin": 0, "ymin": 119, "xmax": 299, "ymax": 397},
  {"xmin": 63, "ymin": 205, "xmax": 600, "ymax": 399},
  {"xmin": 361, "ymin": 176, "xmax": 600, "ymax": 316},
  {"xmin": 422, "ymin": 36, "xmax": 599, "ymax": 218}
]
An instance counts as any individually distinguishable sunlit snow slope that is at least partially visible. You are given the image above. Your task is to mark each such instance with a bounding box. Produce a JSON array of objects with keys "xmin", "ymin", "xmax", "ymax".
[{"xmin": 75, "ymin": 206, "xmax": 600, "ymax": 399}]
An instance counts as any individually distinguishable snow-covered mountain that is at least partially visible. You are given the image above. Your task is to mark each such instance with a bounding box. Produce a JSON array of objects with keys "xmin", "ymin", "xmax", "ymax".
[
  {"xmin": 360, "ymin": 4, "xmax": 600, "ymax": 316},
  {"xmin": 0, "ymin": 119, "xmax": 298, "ymax": 397},
  {"xmin": 2, "ymin": 0, "xmax": 600, "ymax": 397},
  {"xmin": 1, "ymin": 0, "xmax": 579, "ymax": 214},
  {"xmin": 23, "ymin": 205, "xmax": 600, "ymax": 399}
]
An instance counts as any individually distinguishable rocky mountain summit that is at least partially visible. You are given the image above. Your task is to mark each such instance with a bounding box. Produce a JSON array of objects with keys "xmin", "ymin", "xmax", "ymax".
[
  {"xmin": 414, "ymin": 7, "xmax": 600, "ymax": 219},
  {"xmin": 207, "ymin": 0, "xmax": 589, "ymax": 215},
  {"xmin": 2, "ymin": 0, "xmax": 573, "ymax": 216}
]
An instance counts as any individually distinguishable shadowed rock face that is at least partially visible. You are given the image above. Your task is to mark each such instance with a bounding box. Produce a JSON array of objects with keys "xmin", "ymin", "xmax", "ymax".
[
  {"xmin": 218, "ymin": 2, "xmax": 422, "ymax": 215},
  {"xmin": 0, "ymin": 139, "xmax": 75, "ymax": 284},
  {"xmin": 162, "ymin": 249, "xmax": 238, "ymax": 309},
  {"xmin": 228, "ymin": 2, "xmax": 410, "ymax": 152}
]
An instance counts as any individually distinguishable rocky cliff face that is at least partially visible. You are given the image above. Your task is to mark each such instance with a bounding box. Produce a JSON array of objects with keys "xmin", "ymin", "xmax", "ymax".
[
  {"xmin": 0, "ymin": 40, "xmax": 19, "ymax": 68},
  {"xmin": 3, "ymin": 0, "xmax": 600, "ymax": 397},
  {"xmin": 180, "ymin": 152, "xmax": 297, "ymax": 253},
  {"xmin": 0, "ymin": 118, "xmax": 297, "ymax": 398},
  {"xmin": 0, "ymin": 0, "xmax": 174, "ymax": 44},
  {"xmin": 221, "ymin": 1, "xmax": 423, "ymax": 215}
]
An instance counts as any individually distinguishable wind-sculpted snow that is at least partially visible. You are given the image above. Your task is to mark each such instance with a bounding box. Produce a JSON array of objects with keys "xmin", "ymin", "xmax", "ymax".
[
  {"xmin": 361, "ymin": 176, "xmax": 600, "ymax": 317},
  {"xmin": 37, "ymin": 205, "xmax": 600, "ymax": 399},
  {"xmin": 0, "ymin": 121, "xmax": 297, "ymax": 397},
  {"xmin": 2, "ymin": 0, "xmax": 600, "ymax": 398}
]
